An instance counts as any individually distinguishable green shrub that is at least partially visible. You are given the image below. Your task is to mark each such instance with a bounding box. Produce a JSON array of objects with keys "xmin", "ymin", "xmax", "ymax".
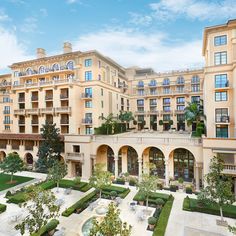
[
  {"xmin": 178, "ymin": 177, "xmax": 184, "ymax": 184},
  {"xmin": 182, "ymin": 196, "xmax": 191, "ymax": 211},
  {"xmin": 115, "ymin": 178, "xmax": 125, "ymax": 185},
  {"xmin": 153, "ymin": 196, "xmax": 174, "ymax": 236},
  {"xmin": 7, "ymin": 192, "xmax": 28, "ymax": 204},
  {"xmin": 186, "ymin": 187, "xmax": 192, "ymax": 194},
  {"xmin": 73, "ymin": 176, "xmax": 81, "ymax": 185},
  {"xmin": 0, "ymin": 204, "xmax": 7, "ymax": 213},
  {"xmin": 129, "ymin": 177, "xmax": 137, "ymax": 186},
  {"xmin": 110, "ymin": 191, "xmax": 117, "ymax": 199},
  {"xmin": 156, "ymin": 198, "xmax": 165, "ymax": 207},
  {"xmin": 153, "ymin": 208, "xmax": 162, "ymax": 218},
  {"xmin": 148, "ymin": 216, "xmax": 157, "ymax": 225},
  {"xmin": 5, "ymin": 190, "xmax": 12, "ymax": 198},
  {"xmin": 31, "ymin": 219, "xmax": 59, "ymax": 236},
  {"xmin": 170, "ymin": 185, "xmax": 177, "ymax": 192},
  {"xmin": 135, "ymin": 193, "xmax": 146, "ymax": 202}
]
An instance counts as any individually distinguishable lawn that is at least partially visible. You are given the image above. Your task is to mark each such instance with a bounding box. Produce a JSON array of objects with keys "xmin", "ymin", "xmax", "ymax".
[{"xmin": 0, "ymin": 173, "xmax": 34, "ymax": 191}]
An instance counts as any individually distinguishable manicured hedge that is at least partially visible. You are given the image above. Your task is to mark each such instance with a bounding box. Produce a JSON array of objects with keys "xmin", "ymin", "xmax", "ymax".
[
  {"xmin": 133, "ymin": 191, "xmax": 169, "ymax": 206},
  {"xmin": 101, "ymin": 186, "xmax": 130, "ymax": 199},
  {"xmin": 183, "ymin": 197, "xmax": 236, "ymax": 219},
  {"xmin": 31, "ymin": 219, "xmax": 59, "ymax": 236},
  {"xmin": 153, "ymin": 195, "xmax": 174, "ymax": 236},
  {"xmin": 62, "ymin": 191, "xmax": 97, "ymax": 217},
  {"xmin": 0, "ymin": 203, "xmax": 7, "ymax": 213}
]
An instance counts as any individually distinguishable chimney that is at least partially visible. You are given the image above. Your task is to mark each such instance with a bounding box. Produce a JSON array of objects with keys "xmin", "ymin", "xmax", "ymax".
[
  {"xmin": 63, "ymin": 42, "xmax": 72, "ymax": 54},
  {"xmin": 36, "ymin": 48, "xmax": 46, "ymax": 59}
]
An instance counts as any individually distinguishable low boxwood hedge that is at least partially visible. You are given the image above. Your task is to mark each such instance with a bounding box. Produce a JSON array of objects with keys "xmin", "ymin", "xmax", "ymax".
[
  {"xmin": 153, "ymin": 195, "xmax": 174, "ymax": 236},
  {"xmin": 31, "ymin": 219, "xmax": 59, "ymax": 236},
  {"xmin": 101, "ymin": 186, "xmax": 130, "ymax": 199},
  {"xmin": 0, "ymin": 203, "xmax": 7, "ymax": 213},
  {"xmin": 182, "ymin": 197, "xmax": 236, "ymax": 219},
  {"xmin": 62, "ymin": 191, "xmax": 97, "ymax": 217}
]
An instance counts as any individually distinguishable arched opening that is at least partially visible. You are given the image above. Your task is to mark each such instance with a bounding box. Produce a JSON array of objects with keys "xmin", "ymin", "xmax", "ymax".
[
  {"xmin": 119, "ymin": 146, "xmax": 138, "ymax": 176},
  {"xmin": 172, "ymin": 148, "xmax": 195, "ymax": 181},
  {"xmin": 148, "ymin": 147, "xmax": 165, "ymax": 178},
  {"xmin": 25, "ymin": 153, "xmax": 33, "ymax": 165},
  {"xmin": 107, "ymin": 146, "xmax": 115, "ymax": 173},
  {"xmin": 0, "ymin": 151, "xmax": 6, "ymax": 162}
]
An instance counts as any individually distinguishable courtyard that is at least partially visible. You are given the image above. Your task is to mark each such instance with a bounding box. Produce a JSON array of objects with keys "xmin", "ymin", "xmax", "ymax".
[{"xmin": 0, "ymin": 171, "xmax": 235, "ymax": 236}]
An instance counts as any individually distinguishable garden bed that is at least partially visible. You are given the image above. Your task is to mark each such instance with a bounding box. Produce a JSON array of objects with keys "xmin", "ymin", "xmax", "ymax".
[
  {"xmin": 0, "ymin": 203, "xmax": 7, "ymax": 213},
  {"xmin": 183, "ymin": 197, "xmax": 236, "ymax": 219}
]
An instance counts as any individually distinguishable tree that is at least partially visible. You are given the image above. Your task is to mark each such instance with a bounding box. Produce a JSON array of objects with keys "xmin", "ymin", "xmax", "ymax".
[
  {"xmin": 36, "ymin": 122, "xmax": 63, "ymax": 173},
  {"xmin": 119, "ymin": 111, "xmax": 134, "ymax": 131},
  {"xmin": 184, "ymin": 100, "xmax": 205, "ymax": 127},
  {"xmin": 0, "ymin": 153, "xmax": 24, "ymax": 183},
  {"xmin": 99, "ymin": 113, "xmax": 117, "ymax": 135},
  {"xmin": 169, "ymin": 120, "xmax": 173, "ymax": 130},
  {"xmin": 89, "ymin": 163, "xmax": 112, "ymax": 199},
  {"xmin": 89, "ymin": 202, "xmax": 132, "ymax": 236},
  {"xmin": 48, "ymin": 160, "xmax": 67, "ymax": 192},
  {"xmin": 137, "ymin": 173, "xmax": 159, "ymax": 211},
  {"xmin": 197, "ymin": 156, "xmax": 234, "ymax": 223},
  {"xmin": 15, "ymin": 187, "xmax": 60, "ymax": 235}
]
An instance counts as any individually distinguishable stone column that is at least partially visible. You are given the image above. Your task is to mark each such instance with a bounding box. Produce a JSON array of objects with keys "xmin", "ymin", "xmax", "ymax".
[
  {"xmin": 138, "ymin": 158, "xmax": 142, "ymax": 181},
  {"xmin": 114, "ymin": 155, "xmax": 119, "ymax": 179},
  {"xmin": 165, "ymin": 159, "xmax": 169, "ymax": 187},
  {"xmin": 195, "ymin": 165, "xmax": 200, "ymax": 191},
  {"xmin": 234, "ymin": 178, "xmax": 236, "ymax": 196}
]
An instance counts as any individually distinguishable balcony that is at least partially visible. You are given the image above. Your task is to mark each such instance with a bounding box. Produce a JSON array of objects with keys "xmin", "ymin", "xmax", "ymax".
[
  {"xmin": 3, "ymin": 110, "xmax": 10, "ymax": 114},
  {"xmin": 45, "ymin": 95, "xmax": 53, "ymax": 101},
  {"xmin": 3, "ymin": 120, "xmax": 13, "ymax": 124},
  {"xmin": 14, "ymin": 109, "xmax": 25, "ymax": 115},
  {"xmin": 148, "ymin": 83, "xmax": 157, "ymax": 87},
  {"xmin": 82, "ymin": 118, "xmax": 93, "ymax": 125},
  {"xmin": 60, "ymin": 94, "xmax": 69, "ymax": 99},
  {"xmin": 137, "ymin": 104, "xmax": 144, "ymax": 107},
  {"xmin": 31, "ymin": 96, "xmax": 38, "ymax": 101},
  {"xmin": 26, "ymin": 108, "xmax": 39, "ymax": 115},
  {"xmin": 66, "ymin": 152, "xmax": 84, "ymax": 162},
  {"xmin": 175, "ymin": 109, "xmax": 185, "ymax": 114},
  {"xmin": 55, "ymin": 107, "xmax": 71, "ymax": 114},
  {"xmin": 215, "ymin": 116, "xmax": 230, "ymax": 123},
  {"xmin": 148, "ymin": 110, "xmax": 159, "ymax": 115},
  {"xmin": 18, "ymin": 97, "xmax": 25, "ymax": 103},
  {"xmin": 40, "ymin": 107, "xmax": 54, "ymax": 114},
  {"xmin": 25, "ymin": 146, "xmax": 33, "ymax": 151},
  {"xmin": 31, "ymin": 120, "xmax": 39, "ymax": 125},
  {"xmin": 161, "ymin": 110, "xmax": 173, "ymax": 115},
  {"xmin": 81, "ymin": 93, "xmax": 93, "ymax": 99},
  {"xmin": 134, "ymin": 111, "xmax": 146, "ymax": 115},
  {"xmin": 215, "ymin": 81, "xmax": 230, "ymax": 90},
  {"xmin": 18, "ymin": 120, "xmax": 25, "ymax": 125},
  {"xmin": 149, "ymin": 103, "xmax": 157, "ymax": 107},
  {"xmin": 223, "ymin": 164, "xmax": 236, "ymax": 175},
  {"xmin": 60, "ymin": 119, "xmax": 69, "ymax": 125}
]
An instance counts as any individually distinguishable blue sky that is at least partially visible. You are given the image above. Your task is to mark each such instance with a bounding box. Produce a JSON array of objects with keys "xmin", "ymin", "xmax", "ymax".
[{"xmin": 0, "ymin": 0, "xmax": 235, "ymax": 73}]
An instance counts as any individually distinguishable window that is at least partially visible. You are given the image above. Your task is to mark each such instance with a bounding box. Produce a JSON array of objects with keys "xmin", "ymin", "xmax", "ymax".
[
  {"xmin": 26, "ymin": 68, "xmax": 33, "ymax": 75},
  {"xmin": 177, "ymin": 97, "xmax": 185, "ymax": 104},
  {"xmin": 214, "ymin": 52, "xmax": 227, "ymax": 65},
  {"xmin": 4, "ymin": 106, "xmax": 10, "ymax": 114},
  {"xmin": 215, "ymin": 108, "xmax": 228, "ymax": 123},
  {"xmin": 214, "ymin": 35, "xmax": 227, "ymax": 46},
  {"xmin": 176, "ymin": 86, "xmax": 184, "ymax": 93},
  {"xmin": 85, "ymin": 59, "xmax": 92, "ymax": 67},
  {"xmin": 85, "ymin": 127, "xmax": 93, "ymax": 135},
  {"xmin": 52, "ymin": 63, "xmax": 59, "ymax": 71},
  {"xmin": 137, "ymin": 99, "xmax": 144, "ymax": 106},
  {"xmin": 4, "ymin": 116, "xmax": 10, "ymax": 124},
  {"xmin": 85, "ymin": 88, "xmax": 92, "ymax": 97},
  {"xmin": 149, "ymin": 80, "xmax": 157, "ymax": 86},
  {"xmin": 150, "ymin": 99, "xmax": 157, "ymax": 106},
  {"xmin": 163, "ymin": 98, "xmax": 170, "ymax": 105},
  {"xmin": 177, "ymin": 105, "xmax": 185, "ymax": 111},
  {"xmin": 215, "ymin": 74, "xmax": 228, "ymax": 88},
  {"xmin": 191, "ymin": 96, "xmax": 200, "ymax": 103},
  {"xmin": 98, "ymin": 60, "xmax": 101, "ymax": 68},
  {"xmin": 5, "ymin": 125, "xmax": 10, "ymax": 130},
  {"xmin": 39, "ymin": 66, "xmax": 45, "ymax": 74},
  {"xmin": 98, "ymin": 74, "xmax": 101, "ymax": 80},
  {"xmin": 216, "ymin": 126, "xmax": 228, "ymax": 138},
  {"xmin": 191, "ymin": 75, "xmax": 200, "ymax": 84},
  {"xmin": 177, "ymin": 76, "xmax": 184, "ymax": 84},
  {"xmin": 73, "ymin": 145, "xmax": 80, "ymax": 153},
  {"xmin": 138, "ymin": 115, "xmax": 144, "ymax": 122},
  {"xmin": 215, "ymin": 91, "xmax": 227, "ymax": 101},
  {"xmin": 163, "ymin": 78, "xmax": 170, "ymax": 85},
  {"xmin": 163, "ymin": 87, "xmax": 170, "ymax": 94},
  {"xmin": 138, "ymin": 89, "xmax": 144, "ymax": 96},
  {"xmin": 67, "ymin": 61, "xmax": 74, "ymax": 70},
  {"xmin": 163, "ymin": 106, "xmax": 170, "ymax": 112},
  {"xmin": 177, "ymin": 114, "xmax": 185, "ymax": 121},
  {"xmin": 3, "ymin": 97, "xmax": 10, "ymax": 103},
  {"xmin": 85, "ymin": 101, "xmax": 92, "ymax": 108},
  {"xmin": 101, "ymin": 101, "xmax": 104, "ymax": 108},
  {"xmin": 85, "ymin": 71, "xmax": 92, "ymax": 81},
  {"xmin": 150, "ymin": 88, "xmax": 157, "ymax": 95},
  {"xmin": 137, "ymin": 81, "xmax": 144, "ymax": 87},
  {"xmin": 14, "ymin": 71, "xmax": 19, "ymax": 77},
  {"xmin": 163, "ymin": 114, "xmax": 170, "ymax": 121},
  {"xmin": 191, "ymin": 84, "xmax": 200, "ymax": 92},
  {"xmin": 101, "ymin": 89, "xmax": 103, "ymax": 96}
]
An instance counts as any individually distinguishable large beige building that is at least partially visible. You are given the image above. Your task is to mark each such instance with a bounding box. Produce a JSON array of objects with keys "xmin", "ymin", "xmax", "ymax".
[{"xmin": 0, "ymin": 20, "xmax": 235, "ymax": 193}]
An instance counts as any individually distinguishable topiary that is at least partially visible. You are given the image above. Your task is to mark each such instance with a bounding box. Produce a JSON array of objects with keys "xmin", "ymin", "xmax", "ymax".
[
  {"xmin": 156, "ymin": 198, "xmax": 165, "ymax": 207},
  {"xmin": 110, "ymin": 191, "xmax": 117, "ymax": 199},
  {"xmin": 148, "ymin": 216, "xmax": 157, "ymax": 225},
  {"xmin": 5, "ymin": 190, "xmax": 12, "ymax": 198}
]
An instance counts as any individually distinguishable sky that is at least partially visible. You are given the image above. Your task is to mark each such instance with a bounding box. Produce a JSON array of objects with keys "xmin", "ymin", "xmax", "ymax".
[{"xmin": 0, "ymin": 0, "xmax": 235, "ymax": 73}]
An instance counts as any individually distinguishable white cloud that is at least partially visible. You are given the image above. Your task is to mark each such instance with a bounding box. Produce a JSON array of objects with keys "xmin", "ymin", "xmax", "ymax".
[
  {"xmin": 73, "ymin": 28, "xmax": 204, "ymax": 72},
  {"xmin": 129, "ymin": 12, "xmax": 152, "ymax": 26},
  {"xmin": 0, "ymin": 27, "xmax": 32, "ymax": 70},
  {"xmin": 66, "ymin": 0, "xmax": 82, "ymax": 4},
  {"xmin": 149, "ymin": 0, "xmax": 236, "ymax": 21},
  {"xmin": 0, "ymin": 9, "xmax": 11, "ymax": 22},
  {"xmin": 20, "ymin": 17, "xmax": 38, "ymax": 33}
]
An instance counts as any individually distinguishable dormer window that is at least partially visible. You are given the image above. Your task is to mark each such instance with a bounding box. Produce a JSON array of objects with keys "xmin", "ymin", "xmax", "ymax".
[
  {"xmin": 52, "ymin": 63, "xmax": 59, "ymax": 71},
  {"xmin": 39, "ymin": 66, "xmax": 45, "ymax": 74},
  {"xmin": 177, "ymin": 76, "xmax": 184, "ymax": 84},
  {"xmin": 191, "ymin": 75, "xmax": 200, "ymax": 84},
  {"xmin": 67, "ymin": 61, "xmax": 74, "ymax": 70},
  {"xmin": 163, "ymin": 78, "xmax": 170, "ymax": 85},
  {"xmin": 26, "ymin": 68, "xmax": 33, "ymax": 75},
  {"xmin": 137, "ymin": 81, "xmax": 144, "ymax": 87},
  {"xmin": 149, "ymin": 79, "xmax": 157, "ymax": 86}
]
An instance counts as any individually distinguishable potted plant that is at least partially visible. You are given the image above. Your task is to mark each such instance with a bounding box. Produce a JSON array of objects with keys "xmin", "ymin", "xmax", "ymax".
[
  {"xmin": 136, "ymin": 194, "xmax": 146, "ymax": 206},
  {"xmin": 148, "ymin": 216, "xmax": 157, "ymax": 230},
  {"xmin": 110, "ymin": 191, "xmax": 117, "ymax": 200},
  {"xmin": 185, "ymin": 186, "xmax": 193, "ymax": 194},
  {"xmin": 159, "ymin": 120, "xmax": 163, "ymax": 132},
  {"xmin": 123, "ymin": 172, "xmax": 130, "ymax": 185},
  {"xmin": 129, "ymin": 177, "xmax": 137, "ymax": 186},
  {"xmin": 170, "ymin": 185, "xmax": 177, "ymax": 192},
  {"xmin": 155, "ymin": 198, "xmax": 165, "ymax": 209},
  {"xmin": 115, "ymin": 177, "xmax": 125, "ymax": 185}
]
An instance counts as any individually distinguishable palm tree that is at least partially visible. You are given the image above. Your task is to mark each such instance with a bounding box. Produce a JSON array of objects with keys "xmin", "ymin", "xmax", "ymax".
[
  {"xmin": 184, "ymin": 100, "xmax": 205, "ymax": 128},
  {"xmin": 118, "ymin": 111, "xmax": 134, "ymax": 131},
  {"xmin": 99, "ymin": 113, "xmax": 116, "ymax": 135}
]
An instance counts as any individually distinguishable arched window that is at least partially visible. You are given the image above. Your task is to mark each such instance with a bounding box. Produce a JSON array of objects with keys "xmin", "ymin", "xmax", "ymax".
[
  {"xmin": 149, "ymin": 79, "xmax": 157, "ymax": 86},
  {"xmin": 137, "ymin": 80, "xmax": 144, "ymax": 87},
  {"xmin": 192, "ymin": 75, "xmax": 200, "ymax": 84},
  {"xmin": 26, "ymin": 68, "xmax": 33, "ymax": 75},
  {"xmin": 52, "ymin": 63, "xmax": 59, "ymax": 71},
  {"xmin": 163, "ymin": 78, "xmax": 170, "ymax": 85},
  {"xmin": 38, "ymin": 66, "xmax": 45, "ymax": 74},
  {"xmin": 177, "ymin": 76, "xmax": 184, "ymax": 84},
  {"xmin": 67, "ymin": 61, "xmax": 74, "ymax": 70}
]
